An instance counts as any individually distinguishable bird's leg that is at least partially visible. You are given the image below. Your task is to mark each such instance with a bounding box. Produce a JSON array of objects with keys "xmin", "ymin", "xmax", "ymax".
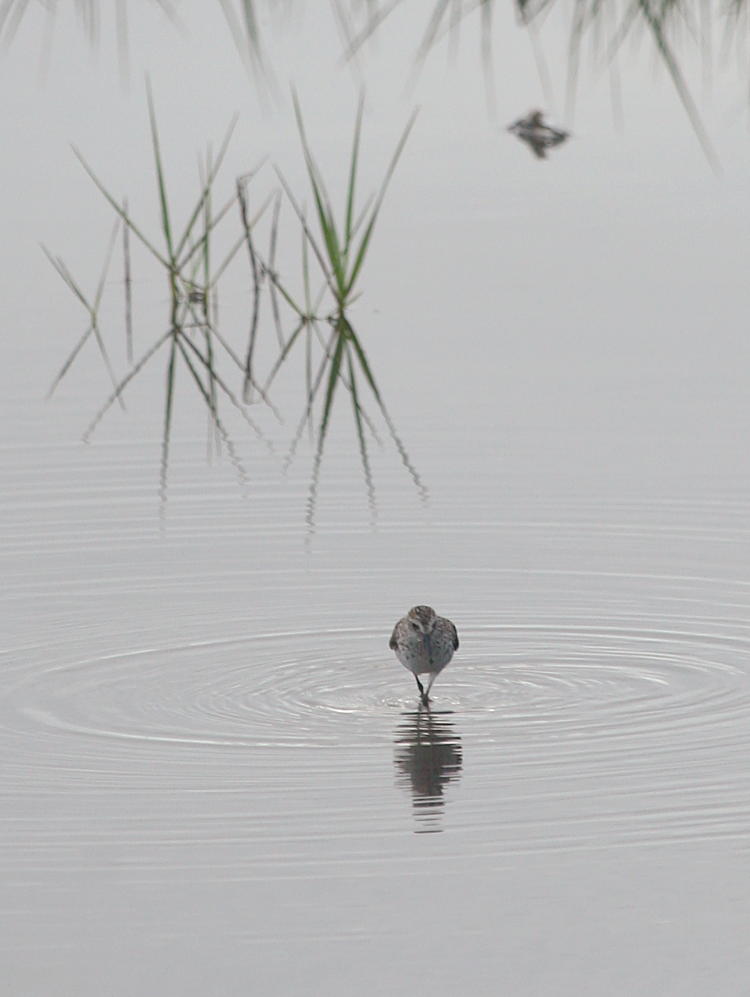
[
  {"xmin": 415, "ymin": 675, "xmax": 429, "ymax": 706},
  {"xmin": 425, "ymin": 673, "xmax": 438, "ymax": 700}
]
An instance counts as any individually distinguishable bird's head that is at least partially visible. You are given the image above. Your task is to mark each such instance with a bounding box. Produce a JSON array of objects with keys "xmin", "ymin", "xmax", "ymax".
[{"xmin": 407, "ymin": 605, "xmax": 437, "ymax": 634}]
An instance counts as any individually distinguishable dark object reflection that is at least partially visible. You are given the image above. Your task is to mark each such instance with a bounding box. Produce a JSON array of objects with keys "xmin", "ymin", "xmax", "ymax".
[
  {"xmin": 394, "ymin": 707, "xmax": 462, "ymax": 834},
  {"xmin": 507, "ymin": 109, "xmax": 569, "ymax": 159}
]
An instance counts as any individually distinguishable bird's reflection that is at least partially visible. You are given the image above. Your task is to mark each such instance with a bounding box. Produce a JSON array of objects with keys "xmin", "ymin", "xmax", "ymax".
[
  {"xmin": 507, "ymin": 109, "xmax": 569, "ymax": 160},
  {"xmin": 394, "ymin": 707, "xmax": 462, "ymax": 834}
]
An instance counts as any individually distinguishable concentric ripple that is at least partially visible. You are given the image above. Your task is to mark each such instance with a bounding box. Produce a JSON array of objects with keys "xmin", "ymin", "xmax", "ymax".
[
  {"xmin": 4, "ymin": 435, "xmax": 750, "ymax": 871},
  {"xmin": 7, "ymin": 620, "xmax": 750, "ymax": 761}
]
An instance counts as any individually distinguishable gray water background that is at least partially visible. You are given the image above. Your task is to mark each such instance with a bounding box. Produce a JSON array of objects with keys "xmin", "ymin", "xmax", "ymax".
[{"xmin": 2, "ymin": 4, "xmax": 750, "ymax": 994}]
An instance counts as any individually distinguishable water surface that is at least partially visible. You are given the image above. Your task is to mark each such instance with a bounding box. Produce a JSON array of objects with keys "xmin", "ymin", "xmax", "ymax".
[{"xmin": 2, "ymin": 4, "xmax": 750, "ymax": 995}]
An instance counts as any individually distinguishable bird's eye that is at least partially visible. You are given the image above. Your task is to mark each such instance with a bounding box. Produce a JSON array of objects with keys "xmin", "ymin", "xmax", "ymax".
[{"xmin": 410, "ymin": 620, "xmax": 419, "ymax": 630}]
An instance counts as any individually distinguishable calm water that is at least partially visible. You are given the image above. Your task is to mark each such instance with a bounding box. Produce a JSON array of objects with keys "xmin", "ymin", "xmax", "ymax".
[{"xmin": 2, "ymin": 4, "xmax": 750, "ymax": 995}]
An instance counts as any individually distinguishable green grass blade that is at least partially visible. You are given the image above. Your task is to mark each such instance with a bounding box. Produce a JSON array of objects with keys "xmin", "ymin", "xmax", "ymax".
[
  {"xmin": 191, "ymin": 188, "xmax": 274, "ymax": 284},
  {"xmin": 201, "ymin": 150, "xmax": 211, "ymax": 288},
  {"xmin": 371, "ymin": 106, "xmax": 418, "ymax": 213},
  {"xmin": 176, "ymin": 336, "xmax": 251, "ymax": 488},
  {"xmin": 301, "ymin": 207, "xmax": 312, "ymax": 313},
  {"xmin": 82, "ymin": 329, "xmax": 171, "ymax": 442},
  {"xmin": 159, "ymin": 336, "xmax": 178, "ymax": 503},
  {"xmin": 345, "ymin": 211, "xmax": 378, "ymax": 298},
  {"xmin": 342, "ymin": 317, "xmax": 382, "ymax": 402},
  {"xmin": 292, "ymin": 91, "xmax": 334, "ymax": 208},
  {"xmin": 122, "ymin": 196, "xmax": 133, "ymax": 365},
  {"xmin": 178, "ymin": 332, "xmax": 272, "ymax": 449},
  {"xmin": 93, "ymin": 218, "xmax": 121, "ymax": 309},
  {"xmin": 41, "ymin": 246, "xmax": 89, "ymax": 309},
  {"xmin": 43, "ymin": 228, "xmax": 123, "ymax": 404},
  {"xmin": 268, "ymin": 191, "xmax": 285, "ymax": 348},
  {"xmin": 303, "ymin": 330, "xmax": 361, "ymax": 536},
  {"xmin": 89, "ymin": 316, "xmax": 125, "ymax": 410},
  {"xmin": 174, "ymin": 114, "xmax": 239, "ymax": 261},
  {"xmin": 177, "ymin": 190, "xmax": 239, "ymax": 271},
  {"xmin": 283, "ymin": 327, "xmax": 337, "ymax": 472},
  {"xmin": 237, "ymin": 175, "xmax": 262, "ymax": 403},
  {"xmin": 146, "ymin": 80, "xmax": 175, "ymax": 260},
  {"xmin": 345, "ymin": 108, "xmax": 417, "ymax": 296},
  {"xmin": 292, "ymin": 93, "xmax": 347, "ymax": 294},
  {"xmin": 344, "ymin": 93, "xmax": 365, "ymax": 255},
  {"xmin": 259, "ymin": 262, "xmax": 306, "ymax": 319},
  {"xmin": 72, "ymin": 147, "xmax": 170, "ymax": 268},
  {"xmin": 262, "ymin": 317, "xmax": 306, "ymax": 393},
  {"xmin": 305, "ymin": 441, "xmax": 324, "ymax": 537},
  {"xmin": 303, "ymin": 157, "xmax": 345, "ymax": 294},
  {"xmin": 198, "ymin": 150, "xmax": 217, "ymax": 438},
  {"xmin": 305, "ymin": 322, "xmax": 313, "ymax": 440},
  {"xmin": 318, "ymin": 324, "xmax": 346, "ymax": 441},
  {"xmin": 206, "ymin": 231, "xmax": 247, "ymax": 286},
  {"xmin": 346, "ymin": 346, "xmax": 376, "ymax": 522},
  {"xmin": 46, "ymin": 322, "xmax": 95, "ymax": 399},
  {"xmin": 346, "ymin": 319, "xmax": 427, "ymax": 502},
  {"xmin": 274, "ymin": 166, "xmax": 336, "ymax": 298}
]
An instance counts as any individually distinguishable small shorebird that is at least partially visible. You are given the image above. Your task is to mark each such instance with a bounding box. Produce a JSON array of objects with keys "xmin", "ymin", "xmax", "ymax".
[
  {"xmin": 389, "ymin": 605, "xmax": 459, "ymax": 706},
  {"xmin": 507, "ymin": 109, "xmax": 569, "ymax": 159}
]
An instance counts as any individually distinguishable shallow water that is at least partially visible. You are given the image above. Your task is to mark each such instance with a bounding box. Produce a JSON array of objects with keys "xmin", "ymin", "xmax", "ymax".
[
  {"xmin": 4, "ymin": 424, "xmax": 750, "ymax": 993},
  {"xmin": 3, "ymin": 3, "xmax": 750, "ymax": 995}
]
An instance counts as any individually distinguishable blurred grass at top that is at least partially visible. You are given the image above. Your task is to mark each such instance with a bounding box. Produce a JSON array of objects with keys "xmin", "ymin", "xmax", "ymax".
[
  {"xmin": 3, "ymin": 1, "xmax": 748, "ymax": 97},
  {"xmin": 2, "ymin": 0, "xmax": 747, "ymax": 166}
]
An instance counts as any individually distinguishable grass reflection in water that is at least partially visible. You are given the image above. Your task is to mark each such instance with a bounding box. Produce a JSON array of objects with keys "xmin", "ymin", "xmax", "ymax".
[{"xmin": 47, "ymin": 89, "xmax": 425, "ymax": 520}]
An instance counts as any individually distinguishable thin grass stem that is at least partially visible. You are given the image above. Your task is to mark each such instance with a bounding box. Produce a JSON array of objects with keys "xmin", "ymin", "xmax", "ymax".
[
  {"xmin": 123, "ymin": 195, "xmax": 133, "ymax": 365},
  {"xmin": 82, "ymin": 329, "xmax": 171, "ymax": 442}
]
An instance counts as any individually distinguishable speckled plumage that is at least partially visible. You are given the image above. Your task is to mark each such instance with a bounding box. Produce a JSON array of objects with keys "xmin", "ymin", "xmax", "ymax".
[{"xmin": 389, "ymin": 605, "xmax": 459, "ymax": 705}]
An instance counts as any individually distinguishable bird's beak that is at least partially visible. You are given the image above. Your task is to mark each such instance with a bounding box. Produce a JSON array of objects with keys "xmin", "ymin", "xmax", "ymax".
[{"xmin": 423, "ymin": 632, "xmax": 432, "ymax": 663}]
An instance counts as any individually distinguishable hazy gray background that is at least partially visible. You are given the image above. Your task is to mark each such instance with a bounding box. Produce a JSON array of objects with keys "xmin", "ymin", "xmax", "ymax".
[{"xmin": 2, "ymin": 4, "xmax": 750, "ymax": 995}]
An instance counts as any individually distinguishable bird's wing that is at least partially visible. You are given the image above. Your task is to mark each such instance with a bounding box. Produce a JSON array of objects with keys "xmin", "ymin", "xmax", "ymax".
[
  {"xmin": 450, "ymin": 622, "xmax": 459, "ymax": 650},
  {"xmin": 389, "ymin": 622, "xmax": 400, "ymax": 650}
]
